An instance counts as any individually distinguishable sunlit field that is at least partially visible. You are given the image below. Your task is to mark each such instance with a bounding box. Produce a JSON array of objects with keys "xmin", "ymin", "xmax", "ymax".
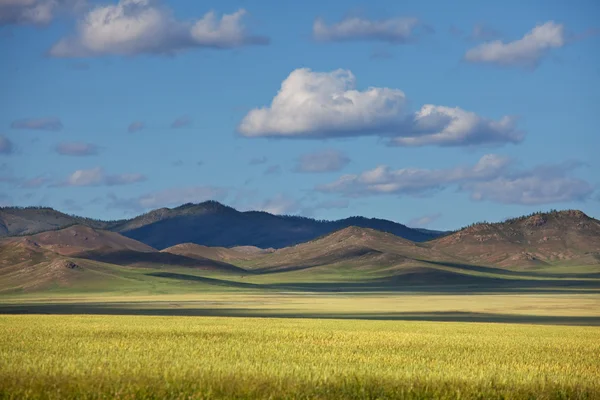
[{"xmin": 1, "ymin": 314, "xmax": 599, "ymax": 399}]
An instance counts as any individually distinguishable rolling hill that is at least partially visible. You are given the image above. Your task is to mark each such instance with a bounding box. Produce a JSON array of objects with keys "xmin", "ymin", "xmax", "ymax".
[
  {"xmin": 241, "ymin": 226, "xmax": 455, "ymax": 273},
  {"xmin": 430, "ymin": 210, "xmax": 600, "ymax": 267},
  {"xmin": 0, "ymin": 225, "xmax": 246, "ymax": 293}
]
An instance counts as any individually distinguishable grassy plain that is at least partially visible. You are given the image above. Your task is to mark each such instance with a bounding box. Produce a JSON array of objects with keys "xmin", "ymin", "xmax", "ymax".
[
  {"xmin": 1, "ymin": 315, "xmax": 600, "ymax": 399},
  {"xmin": 2, "ymin": 253, "xmax": 600, "ymax": 398}
]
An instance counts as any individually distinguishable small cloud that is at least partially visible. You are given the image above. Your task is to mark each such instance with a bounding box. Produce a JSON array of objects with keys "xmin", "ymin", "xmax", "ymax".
[
  {"xmin": 56, "ymin": 167, "xmax": 146, "ymax": 187},
  {"xmin": 408, "ymin": 213, "xmax": 442, "ymax": 228},
  {"xmin": 294, "ymin": 149, "xmax": 350, "ymax": 173},
  {"xmin": 48, "ymin": 2, "xmax": 269, "ymax": 58},
  {"xmin": 318, "ymin": 155, "xmax": 593, "ymax": 205},
  {"xmin": 249, "ymin": 156, "xmax": 267, "ymax": 165},
  {"xmin": 0, "ymin": 0, "xmax": 84, "ymax": 27},
  {"xmin": 11, "ymin": 117, "xmax": 63, "ymax": 131},
  {"xmin": 264, "ymin": 165, "xmax": 281, "ymax": 175},
  {"xmin": 0, "ymin": 135, "xmax": 14, "ymax": 155},
  {"xmin": 171, "ymin": 116, "xmax": 192, "ymax": 129},
  {"xmin": 313, "ymin": 15, "xmax": 422, "ymax": 43},
  {"xmin": 128, "ymin": 121, "xmax": 145, "ymax": 133},
  {"xmin": 55, "ymin": 142, "xmax": 99, "ymax": 156},
  {"xmin": 465, "ymin": 21, "xmax": 566, "ymax": 68}
]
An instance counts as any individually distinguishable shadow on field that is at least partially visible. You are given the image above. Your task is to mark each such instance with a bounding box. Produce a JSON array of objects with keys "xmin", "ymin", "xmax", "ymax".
[
  {"xmin": 147, "ymin": 272, "xmax": 600, "ymax": 295},
  {"xmin": 0, "ymin": 303, "xmax": 598, "ymax": 326},
  {"xmin": 418, "ymin": 260, "xmax": 600, "ymax": 279}
]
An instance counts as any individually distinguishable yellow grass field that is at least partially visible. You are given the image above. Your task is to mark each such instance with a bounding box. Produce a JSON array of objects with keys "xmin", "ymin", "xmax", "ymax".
[{"xmin": 1, "ymin": 314, "xmax": 599, "ymax": 399}]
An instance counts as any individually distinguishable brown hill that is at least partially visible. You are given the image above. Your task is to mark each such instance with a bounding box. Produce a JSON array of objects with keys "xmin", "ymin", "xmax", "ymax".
[
  {"xmin": 0, "ymin": 225, "xmax": 155, "ymax": 256},
  {"xmin": 0, "ymin": 207, "xmax": 112, "ymax": 237},
  {"xmin": 162, "ymin": 243, "xmax": 274, "ymax": 263},
  {"xmin": 431, "ymin": 210, "xmax": 600, "ymax": 267},
  {"xmin": 244, "ymin": 226, "xmax": 451, "ymax": 272}
]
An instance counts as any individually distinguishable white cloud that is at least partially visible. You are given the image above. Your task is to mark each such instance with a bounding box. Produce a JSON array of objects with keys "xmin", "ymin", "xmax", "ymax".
[
  {"xmin": 319, "ymin": 154, "xmax": 511, "ymax": 197},
  {"xmin": 58, "ymin": 167, "xmax": 145, "ymax": 187},
  {"xmin": 313, "ymin": 15, "xmax": 421, "ymax": 43},
  {"xmin": 48, "ymin": 0, "xmax": 268, "ymax": 57},
  {"xmin": 464, "ymin": 162, "xmax": 593, "ymax": 205},
  {"xmin": 11, "ymin": 117, "xmax": 63, "ymax": 131},
  {"xmin": 239, "ymin": 68, "xmax": 523, "ymax": 147},
  {"xmin": 294, "ymin": 149, "xmax": 350, "ymax": 173},
  {"xmin": 239, "ymin": 68, "xmax": 407, "ymax": 138},
  {"xmin": 465, "ymin": 21, "xmax": 565, "ymax": 67},
  {"xmin": 0, "ymin": 0, "xmax": 83, "ymax": 26},
  {"xmin": 0, "ymin": 135, "xmax": 13, "ymax": 155},
  {"xmin": 55, "ymin": 141, "xmax": 98, "ymax": 156},
  {"xmin": 392, "ymin": 105, "xmax": 523, "ymax": 147},
  {"xmin": 128, "ymin": 121, "xmax": 145, "ymax": 133},
  {"xmin": 318, "ymin": 155, "xmax": 593, "ymax": 205}
]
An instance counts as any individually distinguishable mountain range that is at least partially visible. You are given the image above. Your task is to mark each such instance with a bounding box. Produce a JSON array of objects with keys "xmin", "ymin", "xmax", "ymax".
[
  {"xmin": 1, "ymin": 204, "xmax": 599, "ymax": 294},
  {"xmin": 0, "ymin": 201, "xmax": 441, "ymax": 248}
]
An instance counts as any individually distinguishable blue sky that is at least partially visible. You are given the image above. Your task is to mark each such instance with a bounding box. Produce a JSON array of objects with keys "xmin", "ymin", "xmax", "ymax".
[{"xmin": 0, "ymin": 0, "xmax": 598, "ymax": 230}]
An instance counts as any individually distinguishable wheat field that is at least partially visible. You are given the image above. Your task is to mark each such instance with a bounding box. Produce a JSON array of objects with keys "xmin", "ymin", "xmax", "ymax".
[{"xmin": 1, "ymin": 315, "xmax": 599, "ymax": 399}]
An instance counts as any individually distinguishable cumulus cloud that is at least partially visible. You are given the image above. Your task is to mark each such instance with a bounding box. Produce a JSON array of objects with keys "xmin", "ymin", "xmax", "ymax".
[
  {"xmin": 319, "ymin": 154, "xmax": 511, "ymax": 197},
  {"xmin": 465, "ymin": 21, "xmax": 565, "ymax": 67},
  {"xmin": 239, "ymin": 68, "xmax": 523, "ymax": 147},
  {"xmin": 0, "ymin": 0, "xmax": 84, "ymax": 26},
  {"xmin": 294, "ymin": 149, "xmax": 350, "ymax": 173},
  {"xmin": 48, "ymin": 0, "xmax": 268, "ymax": 58},
  {"xmin": 313, "ymin": 16, "xmax": 421, "ymax": 43},
  {"xmin": 57, "ymin": 167, "xmax": 145, "ymax": 187},
  {"xmin": 171, "ymin": 115, "xmax": 192, "ymax": 128},
  {"xmin": 0, "ymin": 135, "xmax": 13, "ymax": 155},
  {"xmin": 391, "ymin": 105, "xmax": 522, "ymax": 147},
  {"xmin": 408, "ymin": 213, "xmax": 442, "ymax": 228},
  {"xmin": 11, "ymin": 117, "xmax": 63, "ymax": 131},
  {"xmin": 239, "ymin": 68, "xmax": 407, "ymax": 138},
  {"xmin": 128, "ymin": 121, "xmax": 145, "ymax": 133},
  {"xmin": 318, "ymin": 155, "xmax": 593, "ymax": 205},
  {"xmin": 464, "ymin": 162, "xmax": 593, "ymax": 205},
  {"xmin": 55, "ymin": 141, "xmax": 99, "ymax": 156}
]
